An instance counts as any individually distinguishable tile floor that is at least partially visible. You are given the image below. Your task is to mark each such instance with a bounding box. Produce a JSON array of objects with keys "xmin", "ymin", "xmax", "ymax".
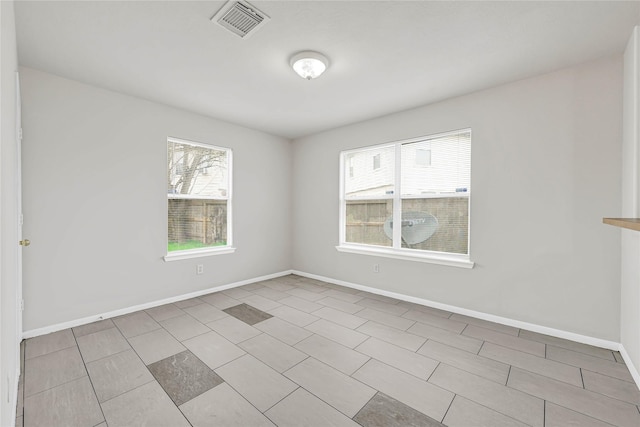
[{"xmin": 15, "ymin": 274, "xmax": 640, "ymax": 427}]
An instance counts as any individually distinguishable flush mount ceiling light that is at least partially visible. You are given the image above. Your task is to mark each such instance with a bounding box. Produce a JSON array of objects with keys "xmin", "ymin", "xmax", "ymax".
[{"xmin": 290, "ymin": 51, "xmax": 329, "ymax": 80}]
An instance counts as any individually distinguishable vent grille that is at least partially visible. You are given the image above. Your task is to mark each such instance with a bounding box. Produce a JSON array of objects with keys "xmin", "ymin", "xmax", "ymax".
[{"xmin": 212, "ymin": 1, "xmax": 270, "ymax": 38}]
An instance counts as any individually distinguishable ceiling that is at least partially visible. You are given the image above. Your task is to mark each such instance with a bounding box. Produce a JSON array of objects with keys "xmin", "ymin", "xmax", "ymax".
[{"xmin": 14, "ymin": 1, "xmax": 640, "ymax": 139}]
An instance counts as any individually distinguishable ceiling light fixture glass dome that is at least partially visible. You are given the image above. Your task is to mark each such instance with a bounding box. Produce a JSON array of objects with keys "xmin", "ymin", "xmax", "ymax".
[{"xmin": 290, "ymin": 51, "xmax": 329, "ymax": 80}]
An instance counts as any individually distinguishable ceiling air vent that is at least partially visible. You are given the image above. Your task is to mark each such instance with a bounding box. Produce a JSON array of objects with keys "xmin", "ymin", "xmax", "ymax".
[{"xmin": 211, "ymin": 1, "xmax": 270, "ymax": 39}]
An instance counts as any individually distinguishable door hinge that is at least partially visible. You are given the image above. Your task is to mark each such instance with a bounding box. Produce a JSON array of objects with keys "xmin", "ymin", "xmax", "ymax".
[
  {"xmin": 18, "ymin": 127, "xmax": 23, "ymax": 141},
  {"xmin": 20, "ymin": 299, "xmax": 24, "ymax": 311}
]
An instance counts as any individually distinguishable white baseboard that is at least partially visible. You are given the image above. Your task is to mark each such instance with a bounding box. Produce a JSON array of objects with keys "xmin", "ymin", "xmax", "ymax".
[
  {"xmin": 292, "ymin": 270, "xmax": 622, "ymax": 351},
  {"xmin": 22, "ymin": 270, "xmax": 293, "ymax": 339},
  {"xmin": 618, "ymin": 344, "xmax": 640, "ymax": 389}
]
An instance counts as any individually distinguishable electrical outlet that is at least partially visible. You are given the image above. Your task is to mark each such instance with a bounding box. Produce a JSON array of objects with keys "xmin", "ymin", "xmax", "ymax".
[
  {"xmin": 373, "ymin": 263, "xmax": 380, "ymax": 273},
  {"xmin": 196, "ymin": 264, "xmax": 204, "ymax": 275}
]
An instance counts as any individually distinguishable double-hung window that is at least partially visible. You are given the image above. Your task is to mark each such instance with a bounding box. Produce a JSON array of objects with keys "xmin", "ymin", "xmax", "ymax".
[
  {"xmin": 165, "ymin": 137, "xmax": 233, "ymax": 260},
  {"xmin": 338, "ymin": 129, "xmax": 472, "ymax": 268}
]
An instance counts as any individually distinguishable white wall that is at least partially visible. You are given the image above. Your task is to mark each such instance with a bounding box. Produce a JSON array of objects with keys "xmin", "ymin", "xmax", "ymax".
[
  {"xmin": 292, "ymin": 57, "xmax": 622, "ymax": 341},
  {"xmin": 621, "ymin": 27, "xmax": 640, "ymax": 381},
  {"xmin": 1, "ymin": 0, "xmax": 21, "ymax": 425},
  {"xmin": 20, "ymin": 67, "xmax": 292, "ymax": 331}
]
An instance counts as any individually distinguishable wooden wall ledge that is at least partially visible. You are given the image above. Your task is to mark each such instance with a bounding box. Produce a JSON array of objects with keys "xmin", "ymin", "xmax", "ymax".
[{"xmin": 603, "ymin": 218, "xmax": 640, "ymax": 232}]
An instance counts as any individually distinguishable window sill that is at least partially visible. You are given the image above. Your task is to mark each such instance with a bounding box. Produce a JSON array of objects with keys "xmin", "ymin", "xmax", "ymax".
[
  {"xmin": 335, "ymin": 244, "xmax": 474, "ymax": 269},
  {"xmin": 164, "ymin": 246, "xmax": 236, "ymax": 262}
]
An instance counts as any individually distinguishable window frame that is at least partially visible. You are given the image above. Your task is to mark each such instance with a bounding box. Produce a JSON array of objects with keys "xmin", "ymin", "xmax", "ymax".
[
  {"xmin": 164, "ymin": 137, "xmax": 235, "ymax": 262},
  {"xmin": 337, "ymin": 129, "xmax": 474, "ymax": 269}
]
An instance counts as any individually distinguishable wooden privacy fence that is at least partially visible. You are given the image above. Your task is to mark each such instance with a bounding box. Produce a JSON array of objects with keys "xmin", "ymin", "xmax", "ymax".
[{"xmin": 168, "ymin": 199, "xmax": 227, "ymax": 245}]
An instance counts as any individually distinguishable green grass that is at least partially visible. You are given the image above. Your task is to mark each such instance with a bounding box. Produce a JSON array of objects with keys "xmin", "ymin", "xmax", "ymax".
[{"xmin": 168, "ymin": 240, "xmax": 226, "ymax": 252}]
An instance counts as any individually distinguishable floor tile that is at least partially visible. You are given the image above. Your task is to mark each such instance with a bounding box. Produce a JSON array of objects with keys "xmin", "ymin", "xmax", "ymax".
[
  {"xmin": 183, "ymin": 303, "xmax": 228, "ymax": 323},
  {"xmin": 355, "ymin": 292, "xmax": 400, "ymax": 304},
  {"xmin": 429, "ymin": 364, "xmax": 543, "ymax": 427},
  {"xmin": 443, "ymin": 395, "xmax": 528, "ymax": 427},
  {"xmin": 268, "ymin": 305, "xmax": 319, "ymax": 327},
  {"xmin": 86, "ymin": 349, "xmax": 153, "ymax": 402},
  {"xmin": 397, "ymin": 302, "xmax": 453, "ymax": 319},
  {"xmin": 313, "ymin": 307, "xmax": 367, "ymax": 329},
  {"xmin": 25, "ymin": 330, "xmax": 76, "ymax": 360},
  {"xmin": 356, "ymin": 298, "xmax": 409, "ymax": 316},
  {"xmin": 215, "ymin": 354, "xmax": 298, "ymax": 412},
  {"xmin": 305, "ymin": 319, "xmax": 368, "ymax": 348},
  {"xmin": 353, "ymin": 359, "xmax": 453, "ymax": 422},
  {"xmin": 101, "ymin": 381, "xmax": 190, "ymax": 427},
  {"xmin": 316, "ymin": 296, "xmax": 364, "ymax": 314},
  {"xmin": 407, "ymin": 321, "xmax": 482, "ymax": 353},
  {"xmin": 519, "ymin": 329, "xmax": 617, "ymax": 361},
  {"xmin": 113, "ymin": 311, "xmax": 161, "ymax": 338},
  {"xmin": 180, "ymin": 383, "xmax": 275, "ymax": 427},
  {"xmin": 76, "ymin": 327, "xmax": 130, "ymax": 363},
  {"xmin": 357, "ymin": 321, "xmax": 426, "ymax": 351},
  {"xmin": 582, "ymin": 369, "xmax": 640, "ymax": 404},
  {"xmin": 241, "ymin": 294, "xmax": 282, "ymax": 312},
  {"xmin": 263, "ymin": 280, "xmax": 296, "ymax": 292},
  {"xmin": 24, "ymin": 377, "xmax": 103, "ymax": 427},
  {"xmin": 223, "ymin": 287, "xmax": 254, "ymax": 300},
  {"xmin": 72, "ymin": 319, "xmax": 115, "ymax": 338},
  {"xmin": 239, "ymin": 282, "xmax": 265, "ymax": 291},
  {"xmin": 320, "ymin": 289, "xmax": 364, "ymax": 304},
  {"xmin": 207, "ymin": 315, "xmax": 261, "ymax": 343},
  {"xmin": 295, "ymin": 334, "xmax": 370, "ymax": 375},
  {"xmin": 507, "ymin": 367, "xmax": 640, "ymax": 427},
  {"xmin": 279, "ymin": 295, "xmax": 323, "ymax": 313},
  {"xmin": 284, "ymin": 357, "xmax": 376, "ymax": 417},
  {"xmin": 357, "ymin": 308, "xmax": 414, "ymax": 330},
  {"xmin": 296, "ymin": 281, "xmax": 329, "ymax": 293},
  {"xmin": 547, "ymin": 345, "xmax": 635, "ymax": 383},
  {"xmin": 613, "ymin": 351, "xmax": 625, "ymax": 364},
  {"xmin": 173, "ymin": 297, "xmax": 204, "ymax": 309},
  {"xmin": 128, "ymin": 328, "xmax": 186, "ymax": 365},
  {"xmin": 145, "ymin": 304, "xmax": 184, "ymax": 322},
  {"xmin": 255, "ymin": 317, "xmax": 313, "ymax": 345},
  {"xmin": 479, "ymin": 342, "xmax": 582, "ymax": 387},
  {"xmin": 159, "ymin": 314, "xmax": 210, "ymax": 342},
  {"xmin": 545, "ymin": 401, "xmax": 615, "ymax": 427},
  {"xmin": 450, "ymin": 313, "xmax": 519, "ymax": 336},
  {"xmin": 183, "ymin": 331, "xmax": 245, "ymax": 369},
  {"xmin": 356, "ymin": 337, "xmax": 438, "ymax": 380},
  {"xmin": 463, "ymin": 324, "xmax": 545, "ymax": 356},
  {"xmin": 354, "ymin": 392, "xmax": 445, "ymax": 427},
  {"xmin": 24, "ymin": 346, "xmax": 87, "ymax": 396},
  {"xmin": 265, "ymin": 388, "xmax": 360, "ymax": 427},
  {"xmin": 199, "ymin": 292, "xmax": 241, "ymax": 309},
  {"xmin": 287, "ymin": 287, "xmax": 326, "ymax": 301},
  {"xmin": 223, "ymin": 303, "xmax": 273, "ymax": 325},
  {"xmin": 239, "ymin": 333, "xmax": 308, "ymax": 373},
  {"xmin": 253, "ymin": 286, "xmax": 291, "ymax": 301},
  {"xmin": 418, "ymin": 340, "xmax": 510, "ymax": 384},
  {"xmin": 147, "ymin": 350, "xmax": 224, "ymax": 406},
  {"xmin": 403, "ymin": 310, "xmax": 467, "ymax": 333}
]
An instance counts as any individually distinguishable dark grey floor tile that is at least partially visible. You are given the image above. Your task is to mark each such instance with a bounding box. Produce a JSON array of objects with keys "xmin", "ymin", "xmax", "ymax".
[
  {"xmin": 354, "ymin": 392, "xmax": 445, "ymax": 427},
  {"xmin": 223, "ymin": 303, "xmax": 273, "ymax": 325},
  {"xmin": 24, "ymin": 346, "xmax": 87, "ymax": 396},
  {"xmin": 72, "ymin": 319, "xmax": 115, "ymax": 338},
  {"xmin": 24, "ymin": 377, "xmax": 103, "ymax": 427},
  {"xmin": 148, "ymin": 350, "xmax": 224, "ymax": 406},
  {"xmin": 25, "ymin": 330, "xmax": 76, "ymax": 360}
]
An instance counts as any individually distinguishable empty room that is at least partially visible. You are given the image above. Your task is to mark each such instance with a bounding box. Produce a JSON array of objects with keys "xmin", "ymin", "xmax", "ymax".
[{"xmin": 2, "ymin": 0, "xmax": 640, "ymax": 426}]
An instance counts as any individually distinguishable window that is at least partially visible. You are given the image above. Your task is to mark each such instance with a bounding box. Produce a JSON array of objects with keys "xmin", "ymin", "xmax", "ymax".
[
  {"xmin": 338, "ymin": 129, "xmax": 472, "ymax": 268},
  {"xmin": 166, "ymin": 137, "xmax": 233, "ymax": 260}
]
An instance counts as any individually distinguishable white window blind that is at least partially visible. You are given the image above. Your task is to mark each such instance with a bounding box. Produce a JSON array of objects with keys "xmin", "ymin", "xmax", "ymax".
[
  {"xmin": 167, "ymin": 137, "xmax": 232, "ymax": 254},
  {"xmin": 340, "ymin": 129, "xmax": 471, "ymax": 259}
]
